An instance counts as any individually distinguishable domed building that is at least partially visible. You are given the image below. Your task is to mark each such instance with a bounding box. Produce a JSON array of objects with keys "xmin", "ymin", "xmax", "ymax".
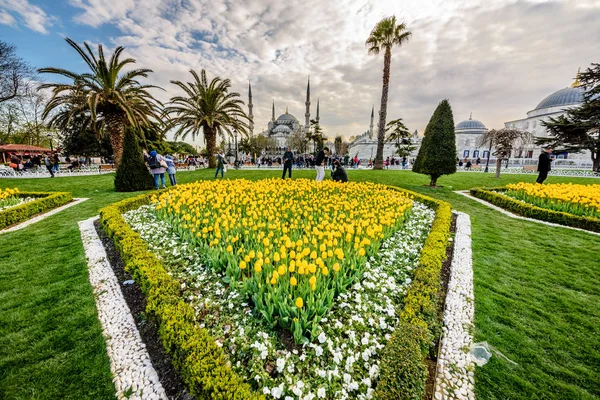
[
  {"xmin": 455, "ymin": 115, "xmax": 488, "ymax": 161},
  {"xmin": 504, "ymin": 73, "xmax": 587, "ymax": 162}
]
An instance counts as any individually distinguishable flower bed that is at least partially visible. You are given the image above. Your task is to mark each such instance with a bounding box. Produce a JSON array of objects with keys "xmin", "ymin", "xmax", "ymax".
[
  {"xmin": 470, "ymin": 186, "xmax": 600, "ymax": 233},
  {"xmin": 0, "ymin": 189, "xmax": 73, "ymax": 230},
  {"xmin": 99, "ymin": 181, "xmax": 452, "ymax": 400}
]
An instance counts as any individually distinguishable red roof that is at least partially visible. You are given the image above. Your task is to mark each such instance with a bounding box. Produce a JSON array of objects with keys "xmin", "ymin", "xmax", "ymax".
[{"xmin": 0, "ymin": 144, "xmax": 52, "ymax": 153}]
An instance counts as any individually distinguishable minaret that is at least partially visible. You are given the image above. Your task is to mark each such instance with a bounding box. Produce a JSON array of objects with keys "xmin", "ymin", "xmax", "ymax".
[
  {"xmin": 316, "ymin": 98, "xmax": 320, "ymax": 125},
  {"xmin": 272, "ymin": 100, "xmax": 275, "ymax": 121},
  {"xmin": 305, "ymin": 76, "xmax": 311, "ymax": 133},
  {"xmin": 369, "ymin": 105, "xmax": 374, "ymax": 139},
  {"xmin": 248, "ymin": 81, "xmax": 254, "ymax": 136}
]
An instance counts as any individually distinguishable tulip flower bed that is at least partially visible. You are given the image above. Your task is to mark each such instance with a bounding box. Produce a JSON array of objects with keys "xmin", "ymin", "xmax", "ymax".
[
  {"xmin": 0, "ymin": 188, "xmax": 31, "ymax": 211},
  {"xmin": 0, "ymin": 189, "xmax": 72, "ymax": 230},
  {"xmin": 149, "ymin": 179, "xmax": 413, "ymax": 343},
  {"xmin": 123, "ymin": 194, "xmax": 434, "ymax": 399},
  {"xmin": 505, "ymin": 182, "xmax": 600, "ymax": 219}
]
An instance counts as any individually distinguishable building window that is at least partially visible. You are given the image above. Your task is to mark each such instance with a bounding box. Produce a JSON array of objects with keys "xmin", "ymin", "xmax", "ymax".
[
  {"xmin": 526, "ymin": 150, "xmax": 533, "ymax": 158},
  {"xmin": 473, "ymin": 150, "xmax": 480, "ymax": 158},
  {"xmin": 463, "ymin": 150, "xmax": 470, "ymax": 158},
  {"xmin": 483, "ymin": 151, "xmax": 490, "ymax": 159},
  {"xmin": 524, "ymin": 121, "xmax": 529, "ymax": 129}
]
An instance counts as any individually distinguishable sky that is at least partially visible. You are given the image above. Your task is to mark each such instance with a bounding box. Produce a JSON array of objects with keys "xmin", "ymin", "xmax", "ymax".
[{"xmin": 1, "ymin": 0, "xmax": 599, "ymax": 147}]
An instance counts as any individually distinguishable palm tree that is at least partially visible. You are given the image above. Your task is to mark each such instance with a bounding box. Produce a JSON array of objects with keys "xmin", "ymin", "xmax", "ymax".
[
  {"xmin": 165, "ymin": 69, "xmax": 248, "ymax": 167},
  {"xmin": 38, "ymin": 38, "xmax": 162, "ymax": 166},
  {"xmin": 479, "ymin": 128, "xmax": 533, "ymax": 178},
  {"xmin": 366, "ymin": 16, "xmax": 411, "ymax": 170}
]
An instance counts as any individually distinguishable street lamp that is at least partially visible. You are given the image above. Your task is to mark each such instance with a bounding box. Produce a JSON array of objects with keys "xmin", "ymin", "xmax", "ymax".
[
  {"xmin": 47, "ymin": 133, "xmax": 53, "ymax": 152},
  {"xmin": 484, "ymin": 140, "xmax": 492, "ymax": 173}
]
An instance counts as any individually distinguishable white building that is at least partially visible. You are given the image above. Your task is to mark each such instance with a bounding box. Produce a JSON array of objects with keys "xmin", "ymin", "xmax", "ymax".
[
  {"xmin": 504, "ymin": 76, "xmax": 588, "ymax": 164},
  {"xmin": 455, "ymin": 115, "xmax": 489, "ymax": 161},
  {"xmin": 348, "ymin": 106, "xmax": 421, "ymax": 162}
]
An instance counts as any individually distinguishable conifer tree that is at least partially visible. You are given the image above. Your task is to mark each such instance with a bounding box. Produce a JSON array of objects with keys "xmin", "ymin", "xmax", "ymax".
[
  {"xmin": 114, "ymin": 126, "xmax": 154, "ymax": 192},
  {"xmin": 413, "ymin": 99, "xmax": 457, "ymax": 186}
]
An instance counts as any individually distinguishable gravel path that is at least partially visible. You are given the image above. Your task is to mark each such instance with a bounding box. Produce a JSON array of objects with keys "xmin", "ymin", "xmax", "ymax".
[{"xmin": 78, "ymin": 216, "xmax": 168, "ymax": 400}]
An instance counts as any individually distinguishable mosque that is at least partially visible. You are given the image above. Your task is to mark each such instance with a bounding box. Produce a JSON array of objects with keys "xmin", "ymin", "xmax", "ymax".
[
  {"xmin": 504, "ymin": 73, "xmax": 588, "ymax": 164},
  {"xmin": 248, "ymin": 77, "xmax": 319, "ymax": 150},
  {"xmin": 454, "ymin": 114, "xmax": 489, "ymax": 161}
]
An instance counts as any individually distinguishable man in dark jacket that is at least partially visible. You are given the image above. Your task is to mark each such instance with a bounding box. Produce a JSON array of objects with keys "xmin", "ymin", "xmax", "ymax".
[
  {"xmin": 314, "ymin": 147, "xmax": 329, "ymax": 181},
  {"xmin": 536, "ymin": 147, "xmax": 552, "ymax": 184},
  {"xmin": 331, "ymin": 160, "xmax": 348, "ymax": 182},
  {"xmin": 282, "ymin": 147, "xmax": 294, "ymax": 179}
]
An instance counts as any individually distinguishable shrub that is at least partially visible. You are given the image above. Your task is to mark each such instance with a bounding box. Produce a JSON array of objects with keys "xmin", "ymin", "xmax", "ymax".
[
  {"xmin": 412, "ymin": 99, "xmax": 457, "ymax": 186},
  {"xmin": 0, "ymin": 192, "xmax": 72, "ymax": 230},
  {"xmin": 114, "ymin": 126, "xmax": 154, "ymax": 192},
  {"xmin": 471, "ymin": 187, "xmax": 600, "ymax": 233},
  {"xmin": 375, "ymin": 323, "xmax": 430, "ymax": 400}
]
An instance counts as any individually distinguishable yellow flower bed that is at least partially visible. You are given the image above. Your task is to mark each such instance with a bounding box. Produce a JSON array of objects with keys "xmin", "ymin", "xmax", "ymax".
[
  {"xmin": 0, "ymin": 187, "xmax": 19, "ymax": 201},
  {"xmin": 505, "ymin": 182, "xmax": 600, "ymax": 219},
  {"xmin": 151, "ymin": 178, "xmax": 412, "ymax": 342}
]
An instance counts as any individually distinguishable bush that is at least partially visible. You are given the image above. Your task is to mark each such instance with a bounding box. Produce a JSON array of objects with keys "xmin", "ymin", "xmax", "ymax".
[
  {"xmin": 375, "ymin": 323, "xmax": 430, "ymax": 400},
  {"xmin": 412, "ymin": 99, "xmax": 457, "ymax": 186},
  {"xmin": 0, "ymin": 192, "xmax": 72, "ymax": 230},
  {"xmin": 471, "ymin": 188, "xmax": 600, "ymax": 233},
  {"xmin": 114, "ymin": 126, "xmax": 154, "ymax": 192}
]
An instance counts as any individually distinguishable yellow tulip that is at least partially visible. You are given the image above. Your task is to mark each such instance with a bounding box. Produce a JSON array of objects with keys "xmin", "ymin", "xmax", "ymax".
[{"xmin": 295, "ymin": 297, "xmax": 303, "ymax": 308}]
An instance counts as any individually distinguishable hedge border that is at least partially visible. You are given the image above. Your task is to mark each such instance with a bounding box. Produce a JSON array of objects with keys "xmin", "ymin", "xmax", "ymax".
[
  {"xmin": 99, "ymin": 185, "xmax": 452, "ymax": 400},
  {"xmin": 470, "ymin": 187, "xmax": 600, "ymax": 233},
  {"xmin": 0, "ymin": 191, "xmax": 73, "ymax": 230}
]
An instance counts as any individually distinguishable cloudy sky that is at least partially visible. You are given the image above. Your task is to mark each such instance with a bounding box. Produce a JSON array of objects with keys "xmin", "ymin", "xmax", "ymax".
[{"xmin": 1, "ymin": 0, "xmax": 599, "ymax": 146}]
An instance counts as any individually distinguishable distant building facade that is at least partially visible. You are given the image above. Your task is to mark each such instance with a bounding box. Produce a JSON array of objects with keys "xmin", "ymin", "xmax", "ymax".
[{"xmin": 455, "ymin": 114, "xmax": 488, "ymax": 161}]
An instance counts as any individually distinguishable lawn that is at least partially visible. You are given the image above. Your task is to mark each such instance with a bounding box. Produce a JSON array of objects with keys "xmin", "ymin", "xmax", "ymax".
[{"xmin": 0, "ymin": 169, "xmax": 598, "ymax": 400}]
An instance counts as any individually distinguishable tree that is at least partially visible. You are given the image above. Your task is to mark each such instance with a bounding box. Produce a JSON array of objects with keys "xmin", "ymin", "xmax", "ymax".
[
  {"xmin": 386, "ymin": 118, "xmax": 414, "ymax": 158},
  {"xmin": 0, "ymin": 41, "xmax": 33, "ymax": 104},
  {"xmin": 309, "ymin": 119, "xmax": 326, "ymax": 153},
  {"xmin": 538, "ymin": 64, "xmax": 600, "ymax": 172},
  {"xmin": 38, "ymin": 38, "xmax": 162, "ymax": 166},
  {"xmin": 366, "ymin": 16, "xmax": 411, "ymax": 170},
  {"xmin": 114, "ymin": 126, "xmax": 154, "ymax": 192},
  {"xmin": 60, "ymin": 112, "xmax": 113, "ymax": 161},
  {"xmin": 413, "ymin": 99, "xmax": 457, "ymax": 186},
  {"xmin": 286, "ymin": 131, "xmax": 310, "ymax": 154},
  {"xmin": 334, "ymin": 136, "xmax": 343, "ymax": 155},
  {"xmin": 239, "ymin": 136, "xmax": 265, "ymax": 159},
  {"xmin": 165, "ymin": 69, "xmax": 248, "ymax": 168},
  {"xmin": 167, "ymin": 141, "xmax": 197, "ymax": 156},
  {"xmin": 479, "ymin": 128, "xmax": 532, "ymax": 178}
]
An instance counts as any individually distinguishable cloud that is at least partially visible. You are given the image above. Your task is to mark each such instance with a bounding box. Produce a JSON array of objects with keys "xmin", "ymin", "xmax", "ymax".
[
  {"xmin": 59, "ymin": 0, "xmax": 600, "ymax": 143},
  {"xmin": 0, "ymin": 0, "xmax": 53, "ymax": 34}
]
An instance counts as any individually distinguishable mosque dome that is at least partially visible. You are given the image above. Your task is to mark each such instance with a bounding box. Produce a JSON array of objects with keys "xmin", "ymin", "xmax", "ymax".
[
  {"xmin": 533, "ymin": 86, "xmax": 585, "ymax": 111},
  {"xmin": 277, "ymin": 113, "xmax": 298, "ymax": 122},
  {"xmin": 273, "ymin": 125, "xmax": 292, "ymax": 133},
  {"xmin": 455, "ymin": 117, "xmax": 487, "ymax": 133}
]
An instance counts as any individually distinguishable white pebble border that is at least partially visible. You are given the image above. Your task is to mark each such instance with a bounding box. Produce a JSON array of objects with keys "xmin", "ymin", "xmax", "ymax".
[
  {"xmin": 78, "ymin": 216, "xmax": 168, "ymax": 400},
  {"xmin": 434, "ymin": 211, "xmax": 475, "ymax": 400},
  {"xmin": 0, "ymin": 197, "xmax": 88, "ymax": 235},
  {"xmin": 455, "ymin": 190, "xmax": 600, "ymax": 237}
]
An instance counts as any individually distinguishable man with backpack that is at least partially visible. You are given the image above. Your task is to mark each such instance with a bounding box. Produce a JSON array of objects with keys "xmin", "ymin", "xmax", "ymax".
[
  {"xmin": 44, "ymin": 154, "xmax": 55, "ymax": 178},
  {"xmin": 147, "ymin": 150, "xmax": 167, "ymax": 189}
]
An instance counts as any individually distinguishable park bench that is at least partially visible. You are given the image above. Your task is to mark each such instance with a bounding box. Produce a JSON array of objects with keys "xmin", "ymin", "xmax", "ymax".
[
  {"xmin": 99, "ymin": 164, "xmax": 115, "ymax": 172},
  {"xmin": 523, "ymin": 165, "xmax": 537, "ymax": 172}
]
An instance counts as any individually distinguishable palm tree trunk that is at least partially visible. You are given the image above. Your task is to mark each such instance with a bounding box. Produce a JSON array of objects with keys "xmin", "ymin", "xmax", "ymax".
[
  {"xmin": 205, "ymin": 124, "xmax": 217, "ymax": 168},
  {"xmin": 374, "ymin": 47, "xmax": 392, "ymax": 170},
  {"xmin": 105, "ymin": 113, "xmax": 126, "ymax": 167}
]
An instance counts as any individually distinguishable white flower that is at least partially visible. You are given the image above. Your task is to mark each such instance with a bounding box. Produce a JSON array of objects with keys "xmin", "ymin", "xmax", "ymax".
[
  {"xmin": 317, "ymin": 369, "xmax": 326, "ymax": 378},
  {"xmin": 317, "ymin": 387, "xmax": 326, "ymax": 398},
  {"xmin": 276, "ymin": 358, "xmax": 286, "ymax": 373},
  {"xmin": 343, "ymin": 373, "xmax": 352, "ymax": 383},
  {"xmin": 315, "ymin": 346, "xmax": 323, "ymax": 357},
  {"xmin": 297, "ymin": 380, "xmax": 304, "ymax": 389},
  {"xmin": 318, "ymin": 332, "xmax": 326, "ymax": 343},
  {"xmin": 271, "ymin": 385, "xmax": 284, "ymax": 399},
  {"xmin": 263, "ymin": 387, "xmax": 271, "ymax": 395}
]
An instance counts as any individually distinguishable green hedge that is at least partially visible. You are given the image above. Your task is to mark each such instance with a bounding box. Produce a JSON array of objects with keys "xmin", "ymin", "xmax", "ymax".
[
  {"xmin": 471, "ymin": 187, "xmax": 600, "ymax": 233},
  {"xmin": 380, "ymin": 188, "xmax": 452, "ymax": 399},
  {"xmin": 99, "ymin": 187, "xmax": 452, "ymax": 400},
  {"xmin": 0, "ymin": 192, "xmax": 73, "ymax": 230}
]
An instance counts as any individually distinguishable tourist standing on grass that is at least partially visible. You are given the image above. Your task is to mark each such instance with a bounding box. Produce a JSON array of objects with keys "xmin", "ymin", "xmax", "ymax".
[
  {"xmin": 282, "ymin": 147, "xmax": 294, "ymax": 179},
  {"xmin": 536, "ymin": 146, "xmax": 553, "ymax": 184},
  {"xmin": 215, "ymin": 151, "xmax": 226, "ymax": 179},
  {"xmin": 315, "ymin": 147, "xmax": 329, "ymax": 181},
  {"xmin": 165, "ymin": 155, "xmax": 177, "ymax": 186},
  {"xmin": 147, "ymin": 150, "xmax": 167, "ymax": 189},
  {"xmin": 331, "ymin": 160, "xmax": 348, "ymax": 182},
  {"xmin": 43, "ymin": 154, "xmax": 55, "ymax": 177}
]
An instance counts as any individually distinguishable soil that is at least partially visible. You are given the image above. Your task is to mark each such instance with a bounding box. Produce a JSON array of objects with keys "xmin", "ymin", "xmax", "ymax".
[
  {"xmin": 423, "ymin": 213, "xmax": 457, "ymax": 400},
  {"xmin": 94, "ymin": 220, "xmax": 194, "ymax": 400}
]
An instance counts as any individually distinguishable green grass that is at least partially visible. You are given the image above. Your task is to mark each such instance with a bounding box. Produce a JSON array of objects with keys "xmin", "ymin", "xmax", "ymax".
[{"xmin": 1, "ymin": 169, "xmax": 599, "ymax": 399}]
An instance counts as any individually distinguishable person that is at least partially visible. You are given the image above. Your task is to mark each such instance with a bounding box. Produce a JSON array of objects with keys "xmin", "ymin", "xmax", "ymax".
[
  {"xmin": 314, "ymin": 147, "xmax": 329, "ymax": 181},
  {"xmin": 331, "ymin": 160, "xmax": 348, "ymax": 182},
  {"xmin": 215, "ymin": 151, "xmax": 226, "ymax": 178},
  {"xmin": 465, "ymin": 160, "xmax": 472, "ymax": 170},
  {"xmin": 536, "ymin": 146, "xmax": 552, "ymax": 184},
  {"xmin": 147, "ymin": 150, "xmax": 167, "ymax": 189},
  {"xmin": 282, "ymin": 147, "xmax": 294, "ymax": 179},
  {"xmin": 43, "ymin": 154, "xmax": 55, "ymax": 178},
  {"xmin": 476, "ymin": 157, "xmax": 481, "ymax": 165},
  {"xmin": 165, "ymin": 155, "xmax": 177, "ymax": 186},
  {"xmin": 52, "ymin": 153, "xmax": 60, "ymax": 172}
]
